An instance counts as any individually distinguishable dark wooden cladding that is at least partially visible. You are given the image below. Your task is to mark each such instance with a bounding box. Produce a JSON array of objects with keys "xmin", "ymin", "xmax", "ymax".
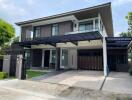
[
  {"xmin": 78, "ymin": 49, "xmax": 103, "ymax": 70},
  {"xmin": 59, "ymin": 21, "xmax": 73, "ymax": 35}
]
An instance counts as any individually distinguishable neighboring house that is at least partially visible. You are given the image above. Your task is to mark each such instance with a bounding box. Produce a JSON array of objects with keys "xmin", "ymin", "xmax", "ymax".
[{"xmin": 16, "ymin": 2, "xmax": 132, "ymax": 76}]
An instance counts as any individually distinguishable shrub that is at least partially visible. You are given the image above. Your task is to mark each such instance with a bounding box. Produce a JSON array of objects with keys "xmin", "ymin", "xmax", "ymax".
[
  {"xmin": 129, "ymin": 67, "xmax": 132, "ymax": 76},
  {"xmin": 0, "ymin": 72, "xmax": 8, "ymax": 79}
]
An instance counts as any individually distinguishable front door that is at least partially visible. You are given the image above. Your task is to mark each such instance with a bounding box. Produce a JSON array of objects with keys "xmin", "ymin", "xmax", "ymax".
[{"xmin": 44, "ymin": 50, "xmax": 50, "ymax": 67}]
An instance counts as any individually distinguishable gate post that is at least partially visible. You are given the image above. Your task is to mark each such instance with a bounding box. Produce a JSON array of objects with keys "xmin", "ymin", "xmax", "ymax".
[
  {"xmin": 16, "ymin": 55, "xmax": 26, "ymax": 79},
  {"xmin": 3, "ymin": 55, "xmax": 11, "ymax": 76},
  {"xmin": 55, "ymin": 48, "xmax": 60, "ymax": 71}
]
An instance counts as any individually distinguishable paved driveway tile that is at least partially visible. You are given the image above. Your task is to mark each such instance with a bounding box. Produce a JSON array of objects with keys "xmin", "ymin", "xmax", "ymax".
[
  {"xmin": 102, "ymin": 72, "xmax": 132, "ymax": 94},
  {"xmin": 37, "ymin": 71, "xmax": 105, "ymax": 90}
]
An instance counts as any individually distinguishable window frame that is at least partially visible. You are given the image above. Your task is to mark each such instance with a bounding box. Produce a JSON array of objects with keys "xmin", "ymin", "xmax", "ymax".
[
  {"xmin": 52, "ymin": 24, "xmax": 59, "ymax": 36},
  {"xmin": 34, "ymin": 27, "xmax": 41, "ymax": 38},
  {"xmin": 79, "ymin": 20, "xmax": 93, "ymax": 31}
]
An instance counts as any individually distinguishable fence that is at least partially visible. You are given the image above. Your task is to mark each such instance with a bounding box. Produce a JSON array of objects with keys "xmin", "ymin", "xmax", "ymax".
[{"xmin": 0, "ymin": 58, "xmax": 3, "ymax": 71}]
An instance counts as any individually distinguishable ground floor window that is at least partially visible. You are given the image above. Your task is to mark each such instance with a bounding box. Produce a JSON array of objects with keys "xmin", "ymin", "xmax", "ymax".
[
  {"xmin": 61, "ymin": 49, "xmax": 68, "ymax": 67},
  {"xmin": 51, "ymin": 50, "xmax": 56, "ymax": 64},
  {"xmin": 24, "ymin": 49, "xmax": 30, "ymax": 69}
]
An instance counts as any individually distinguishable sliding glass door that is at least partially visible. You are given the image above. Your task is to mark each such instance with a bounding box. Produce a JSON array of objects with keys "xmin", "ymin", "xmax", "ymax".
[{"xmin": 61, "ymin": 49, "xmax": 68, "ymax": 68}]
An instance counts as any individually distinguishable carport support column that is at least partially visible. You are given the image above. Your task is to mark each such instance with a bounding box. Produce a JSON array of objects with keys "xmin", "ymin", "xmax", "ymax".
[
  {"xmin": 55, "ymin": 48, "xmax": 60, "ymax": 71},
  {"xmin": 103, "ymin": 37, "xmax": 108, "ymax": 77}
]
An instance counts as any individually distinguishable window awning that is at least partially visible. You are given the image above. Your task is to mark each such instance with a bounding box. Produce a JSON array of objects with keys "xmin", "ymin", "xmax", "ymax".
[
  {"xmin": 17, "ymin": 31, "xmax": 102, "ymax": 48},
  {"xmin": 106, "ymin": 37, "xmax": 132, "ymax": 48}
]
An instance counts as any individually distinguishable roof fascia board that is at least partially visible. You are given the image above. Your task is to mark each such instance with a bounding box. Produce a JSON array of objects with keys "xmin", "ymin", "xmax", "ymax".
[{"xmin": 20, "ymin": 15, "xmax": 77, "ymax": 27}]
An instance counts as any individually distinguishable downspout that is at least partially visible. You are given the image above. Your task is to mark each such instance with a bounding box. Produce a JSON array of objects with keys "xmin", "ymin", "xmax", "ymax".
[{"xmin": 103, "ymin": 37, "xmax": 109, "ymax": 77}]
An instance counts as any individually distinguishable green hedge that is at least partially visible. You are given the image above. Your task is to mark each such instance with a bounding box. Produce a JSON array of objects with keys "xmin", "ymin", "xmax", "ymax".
[{"xmin": 0, "ymin": 72, "xmax": 8, "ymax": 79}]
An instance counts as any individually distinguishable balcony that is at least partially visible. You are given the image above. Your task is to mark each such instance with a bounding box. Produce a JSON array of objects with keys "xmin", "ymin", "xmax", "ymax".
[{"xmin": 65, "ymin": 29, "xmax": 100, "ymax": 35}]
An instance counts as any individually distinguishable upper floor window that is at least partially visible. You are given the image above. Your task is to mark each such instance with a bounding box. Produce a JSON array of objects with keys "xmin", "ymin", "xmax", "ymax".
[
  {"xmin": 26, "ymin": 30, "xmax": 33, "ymax": 40},
  {"xmin": 79, "ymin": 20, "xmax": 93, "ymax": 31},
  {"xmin": 95, "ymin": 19, "xmax": 98, "ymax": 29},
  {"xmin": 34, "ymin": 27, "xmax": 41, "ymax": 37},
  {"xmin": 52, "ymin": 24, "xmax": 59, "ymax": 36}
]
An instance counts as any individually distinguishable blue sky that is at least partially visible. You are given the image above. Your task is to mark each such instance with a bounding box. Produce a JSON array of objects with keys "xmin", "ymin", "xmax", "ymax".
[{"xmin": 0, "ymin": 0, "xmax": 132, "ymax": 36}]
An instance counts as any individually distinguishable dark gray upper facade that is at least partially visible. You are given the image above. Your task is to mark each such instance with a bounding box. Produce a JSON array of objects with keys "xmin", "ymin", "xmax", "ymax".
[{"xmin": 21, "ymin": 21, "xmax": 73, "ymax": 41}]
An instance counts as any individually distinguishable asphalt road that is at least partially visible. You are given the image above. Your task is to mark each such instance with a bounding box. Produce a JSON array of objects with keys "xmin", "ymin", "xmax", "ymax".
[{"xmin": 0, "ymin": 80, "xmax": 132, "ymax": 100}]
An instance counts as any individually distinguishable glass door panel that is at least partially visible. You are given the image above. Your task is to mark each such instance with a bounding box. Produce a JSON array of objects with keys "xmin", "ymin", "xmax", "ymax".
[{"xmin": 61, "ymin": 49, "xmax": 68, "ymax": 67}]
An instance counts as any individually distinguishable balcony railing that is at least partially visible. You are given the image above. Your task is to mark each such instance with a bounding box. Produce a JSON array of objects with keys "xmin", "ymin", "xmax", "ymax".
[
  {"xmin": 65, "ymin": 28, "xmax": 101, "ymax": 35},
  {"xmin": 23, "ymin": 28, "xmax": 103, "ymax": 42}
]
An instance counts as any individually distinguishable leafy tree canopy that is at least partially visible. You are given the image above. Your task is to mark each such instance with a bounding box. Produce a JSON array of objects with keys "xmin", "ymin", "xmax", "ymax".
[
  {"xmin": 12, "ymin": 36, "xmax": 19, "ymax": 43},
  {"xmin": 120, "ymin": 32, "xmax": 132, "ymax": 37},
  {"xmin": 0, "ymin": 19, "xmax": 15, "ymax": 46},
  {"xmin": 126, "ymin": 12, "xmax": 132, "ymax": 34},
  {"xmin": 120, "ymin": 12, "xmax": 132, "ymax": 37}
]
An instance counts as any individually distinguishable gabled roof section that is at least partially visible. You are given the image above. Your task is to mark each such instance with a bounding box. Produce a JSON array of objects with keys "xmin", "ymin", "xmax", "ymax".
[{"xmin": 16, "ymin": 2, "xmax": 113, "ymax": 36}]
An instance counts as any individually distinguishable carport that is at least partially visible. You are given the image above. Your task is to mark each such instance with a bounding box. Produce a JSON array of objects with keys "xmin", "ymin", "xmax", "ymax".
[
  {"xmin": 16, "ymin": 31, "xmax": 132, "ymax": 78},
  {"xmin": 106, "ymin": 37, "xmax": 132, "ymax": 72},
  {"xmin": 17, "ymin": 30, "xmax": 110, "ymax": 77}
]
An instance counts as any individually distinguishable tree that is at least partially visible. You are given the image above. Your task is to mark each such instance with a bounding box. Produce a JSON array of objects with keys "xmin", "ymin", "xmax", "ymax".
[
  {"xmin": 0, "ymin": 19, "xmax": 15, "ymax": 47},
  {"xmin": 120, "ymin": 12, "xmax": 132, "ymax": 37},
  {"xmin": 12, "ymin": 36, "xmax": 20, "ymax": 43},
  {"xmin": 120, "ymin": 12, "xmax": 132, "ymax": 62},
  {"xmin": 126, "ymin": 12, "xmax": 132, "ymax": 34},
  {"xmin": 0, "ymin": 44, "xmax": 9, "ymax": 55},
  {"xmin": 120, "ymin": 32, "xmax": 132, "ymax": 37}
]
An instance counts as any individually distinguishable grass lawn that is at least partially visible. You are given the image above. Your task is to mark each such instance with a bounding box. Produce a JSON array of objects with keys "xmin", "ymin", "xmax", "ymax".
[{"xmin": 26, "ymin": 70, "xmax": 46, "ymax": 79}]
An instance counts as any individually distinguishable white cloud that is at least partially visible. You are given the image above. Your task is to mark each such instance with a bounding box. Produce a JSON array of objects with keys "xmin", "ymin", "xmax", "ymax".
[
  {"xmin": 0, "ymin": 0, "xmax": 27, "ymax": 17},
  {"xmin": 112, "ymin": 0, "xmax": 132, "ymax": 6},
  {"xmin": 114, "ymin": 31, "xmax": 121, "ymax": 37},
  {"xmin": 84, "ymin": 0, "xmax": 99, "ymax": 4},
  {"xmin": 27, "ymin": 0, "xmax": 35, "ymax": 5}
]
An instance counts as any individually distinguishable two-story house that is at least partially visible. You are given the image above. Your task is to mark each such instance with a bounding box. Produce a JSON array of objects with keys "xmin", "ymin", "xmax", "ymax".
[{"xmin": 16, "ymin": 2, "xmax": 132, "ymax": 76}]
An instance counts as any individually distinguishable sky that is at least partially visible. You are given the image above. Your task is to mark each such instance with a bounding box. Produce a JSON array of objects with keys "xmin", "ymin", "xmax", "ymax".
[{"xmin": 0, "ymin": 0, "xmax": 132, "ymax": 36}]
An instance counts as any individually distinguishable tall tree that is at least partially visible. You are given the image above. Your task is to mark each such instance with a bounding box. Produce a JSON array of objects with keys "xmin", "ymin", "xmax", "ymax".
[
  {"xmin": 120, "ymin": 12, "xmax": 132, "ymax": 37},
  {"xmin": 120, "ymin": 12, "xmax": 132, "ymax": 61},
  {"xmin": 126, "ymin": 12, "xmax": 132, "ymax": 34},
  {"xmin": 0, "ymin": 19, "xmax": 15, "ymax": 47},
  {"xmin": 120, "ymin": 32, "xmax": 132, "ymax": 37},
  {"xmin": 12, "ymin": 36, "xmax": 20, "ymax": 43}
]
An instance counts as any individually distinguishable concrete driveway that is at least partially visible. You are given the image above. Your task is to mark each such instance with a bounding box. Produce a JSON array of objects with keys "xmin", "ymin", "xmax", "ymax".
[
  {"xmin": 32, "ymin": 70, "xmax": 105, "ymax": 90},
  {"xmin": 102, "ymin": 72, "xmax": 132, "ymax": 95}
]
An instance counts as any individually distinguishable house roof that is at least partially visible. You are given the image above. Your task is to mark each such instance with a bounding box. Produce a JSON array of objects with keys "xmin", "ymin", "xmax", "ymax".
[{"xmin": 16, "ymin": 2, "xmax": 114, "ymax": 36}]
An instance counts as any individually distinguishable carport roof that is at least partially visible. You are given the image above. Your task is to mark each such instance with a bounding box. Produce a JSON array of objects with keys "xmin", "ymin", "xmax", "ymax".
[
  {"xmin": 106, "ymin": 37, "xmax": 132, "ymax": 48},
  {"xmin": 16, "ymin": 31, "xmax": 102, "ymax": 48},
  {"xmin": 16, "ymin": 33, "xmax": 132, "ymax": 49}
]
